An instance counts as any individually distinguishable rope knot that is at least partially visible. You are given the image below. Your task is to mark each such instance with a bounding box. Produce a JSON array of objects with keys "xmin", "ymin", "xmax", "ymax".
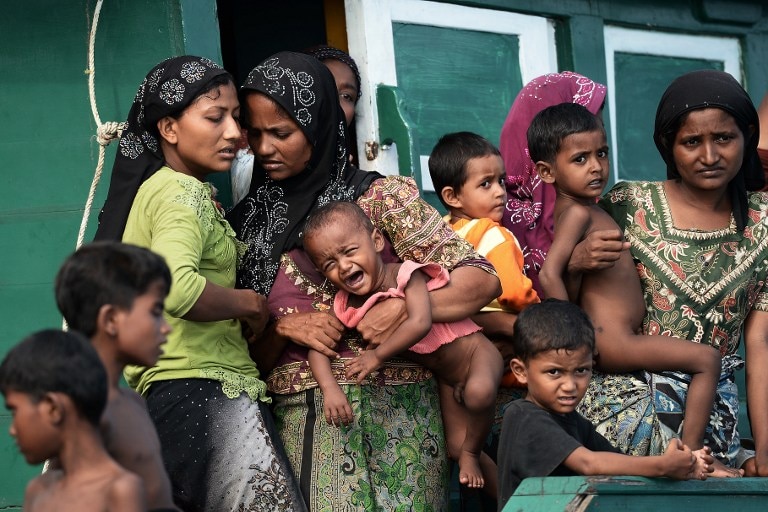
[{"xmin": 96, "ymin": 121, "xmax": 125, "ymax": 146}]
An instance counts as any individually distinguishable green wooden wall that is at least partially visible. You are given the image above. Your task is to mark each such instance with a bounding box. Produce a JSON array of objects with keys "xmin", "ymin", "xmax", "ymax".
[{"xmin": 0, "ymin": 0, "xmax": 221, "ymax": 507}]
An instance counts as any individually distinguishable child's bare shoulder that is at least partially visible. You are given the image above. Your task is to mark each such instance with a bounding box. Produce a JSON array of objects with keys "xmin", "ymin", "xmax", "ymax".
[
  {"xmin": 23, "ymin": 470, "xmax": 62, "ymax": 510},
  {"xmin": 102, "ymin": 389, "xmax": 162, "ymax": 462},
  {"xmin": 106, "ymin": 469, "xmax": 145, "ymax": 512},
  {"xmin": 587, "ymin": 204, "xmax": 621, "ymax": 232}
]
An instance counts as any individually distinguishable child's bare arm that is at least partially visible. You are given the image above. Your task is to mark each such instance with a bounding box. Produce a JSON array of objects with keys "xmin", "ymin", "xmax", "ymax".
[
  {"xmin": 540, "ymin": 206, "xmax": 591, "ymax": 301},
  {"xmin": 370, "ymin": 270, "xmax": 432, "ymax": 361},
  {"xmin": 564, "ymin": 438, "xmax": 708, "ymax": 480},
  {"xmin": 309, "ymin": 349, "xmax": 352, "ymax": 425},
  {"xmin": 108, "ymin": 471, "xmax": 146, "ymax": 512},
  {"xmin": 743, "ymin": 309, "xmax": 768, "ymax": 476},
  {"xmin": 346, "ymin": 271, "xmax": 432, "ymax": 382}
]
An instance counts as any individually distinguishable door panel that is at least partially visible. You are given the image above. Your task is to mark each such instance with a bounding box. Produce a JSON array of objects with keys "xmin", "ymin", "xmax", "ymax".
[
  {"xmin": 346, "ymin": 0, "xmax": 555, "ymax": 210},
  {"xmin": 604, "ymin": 26, "xmax": 741, "ymax": 182}
]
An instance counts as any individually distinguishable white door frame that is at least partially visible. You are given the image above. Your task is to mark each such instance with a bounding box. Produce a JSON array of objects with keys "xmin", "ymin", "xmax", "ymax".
[
  {"xmin": 603, "ymin": 25, "xmax": 741, "ymax": 182},
  {"xmin": 345, "ymin": 0, "xmax": 556, "ymax": 175}
]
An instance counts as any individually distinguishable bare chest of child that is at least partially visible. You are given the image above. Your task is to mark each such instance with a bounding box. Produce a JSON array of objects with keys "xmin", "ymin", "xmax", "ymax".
[
  {"xmin": 579, "ymin": 206, "xmax": 647, "ymax": 334},
  {"xmin": 25, "ymin": 470, "xmax": 124, "ymax": 512}
]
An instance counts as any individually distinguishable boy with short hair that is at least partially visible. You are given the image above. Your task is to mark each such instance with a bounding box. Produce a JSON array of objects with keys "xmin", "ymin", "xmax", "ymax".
[
  {"xmin": 531, "ymin": 103, "xmax": 726, "ymax": 472},
  {"xmin": 0, "ymin": 329, "xmax": 146, "ymax": 511},
  {"xmin": 55, "ymin": 241, "xmax": 177, "ymax": 511},
  {"xmin": 498, "ymin": 299, "xmax": 713, "ymax": 508},
  {"xmin": 429, "ymin": 131, "xmax": 539, "ymax": 380}
]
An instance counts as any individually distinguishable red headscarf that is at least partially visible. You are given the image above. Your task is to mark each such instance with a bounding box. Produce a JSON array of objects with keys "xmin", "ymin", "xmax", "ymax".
[{"xmin": 499, "ymin": 72, "xmax": 606, "ymax": 296}]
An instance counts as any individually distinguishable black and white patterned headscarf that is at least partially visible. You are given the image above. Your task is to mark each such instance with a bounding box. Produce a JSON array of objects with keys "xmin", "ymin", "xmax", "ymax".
[
  {"xmin": 94, "ymin": 56, "xmax": 231, "ymax": 241},
  {"xmin": 227, "ymin": 52, "xmax": 380, "ymax": 295},
  {"xmin": 654, "ymin": 69, "xmax": 764, "ymax": 232}
]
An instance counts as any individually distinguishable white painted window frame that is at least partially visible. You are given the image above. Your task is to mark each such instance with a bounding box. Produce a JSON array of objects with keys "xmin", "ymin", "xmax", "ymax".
[
  {"xmin": 345, "ymin": 0, "xmax": 557, "ymax": 177},
  {"xmin": 603, "ymin": 25, "xmax": 741, "ymax": 182}
]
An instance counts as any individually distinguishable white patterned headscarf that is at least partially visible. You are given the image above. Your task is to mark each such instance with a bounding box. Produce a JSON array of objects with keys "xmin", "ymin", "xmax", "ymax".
[
  {"xmin": 227, "ymin": 52, "xmax": 380, "ymax": 295},
  {"xmin": 94, "ymin": 56, "xmax": 232, "ymax": 241}
]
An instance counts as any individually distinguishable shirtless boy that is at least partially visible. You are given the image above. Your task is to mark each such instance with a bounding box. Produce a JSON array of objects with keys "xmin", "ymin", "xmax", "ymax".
[
  {"xmin": 55, "ymin": 241, "xmax": 178, "ymax": 510},
  {"xmin": 532, "ymin": 103, "xmax": 727, "ymax": 471},
  {"xmin": 0, "ymin": 330, "xmax": 145, "ymax": 512}
]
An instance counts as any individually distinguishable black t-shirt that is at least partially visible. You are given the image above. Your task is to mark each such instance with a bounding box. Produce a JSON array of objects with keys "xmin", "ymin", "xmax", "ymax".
[{"xmin": 497, "ymin": 399, "xmax": 619, "ymax": 509}]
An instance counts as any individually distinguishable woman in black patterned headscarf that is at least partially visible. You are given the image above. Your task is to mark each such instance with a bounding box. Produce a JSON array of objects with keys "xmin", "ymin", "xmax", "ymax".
[
  {"xmin": 95, "ymin": 56, "xmax": 230, "ymax": 241},
  {"xmin": 95, "ymin": 55, "xmax": 307, "ymax": 511},
  {"xmin": 229, "ymin": 52, "xmax": 501, "ymax": 510},
  {"xmin": 228, "ymin": 52, "xmax": 379, "ymax": 297}
]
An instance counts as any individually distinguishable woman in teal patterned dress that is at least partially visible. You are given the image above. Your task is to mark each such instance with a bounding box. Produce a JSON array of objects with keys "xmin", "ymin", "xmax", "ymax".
[
  {"xmin": 575, "ymin": 70, "xmax": 768, "ymax": 476},
  {"xmin": 227, "ymin": 52, "xmax": 500, "ymax": 511}
]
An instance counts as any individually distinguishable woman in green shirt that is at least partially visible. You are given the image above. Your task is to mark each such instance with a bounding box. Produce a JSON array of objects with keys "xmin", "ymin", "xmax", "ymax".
[{"xmin": 95, "ymin": 56, "xmax": 306, "ymax": 511}]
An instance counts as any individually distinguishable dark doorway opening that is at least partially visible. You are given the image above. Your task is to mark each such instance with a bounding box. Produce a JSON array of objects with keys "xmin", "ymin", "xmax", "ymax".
[{"xmin": 217, "ymin": 1, "xmax": 329, "ymax": 87}]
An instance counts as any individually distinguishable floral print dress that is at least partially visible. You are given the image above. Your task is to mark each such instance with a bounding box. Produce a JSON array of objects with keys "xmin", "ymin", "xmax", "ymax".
[{"xmin": 578, "ymin": 181, "xmax": 768, "ymax": 466}]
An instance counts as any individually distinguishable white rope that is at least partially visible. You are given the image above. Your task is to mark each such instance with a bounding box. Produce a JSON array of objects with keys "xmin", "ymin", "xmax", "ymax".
[
  {"xmin": 75, "ymin": 0, "xmax": 125, "ymax": 249},
  {"xmin": 63, "ymin": 0, "xmax": 124, "ymax": 335}
]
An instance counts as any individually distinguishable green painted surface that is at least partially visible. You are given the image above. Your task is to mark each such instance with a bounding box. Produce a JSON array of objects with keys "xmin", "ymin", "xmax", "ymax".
[
  {"xmin": 614, "ymin": 53, "xmax": 722, "ymax": 182},
  {"xmin": 0, "ymin": 0, "xmax": 221, "ymax": 506},
  {"xmin": 391, "ymin": 21, "xmax": 522, "ymax": 212},
  {"xmin": 504, "ymin": 476, "xmax": 768, "ymax": 511},
  {"xmin": 377, "ymin": 85, "xmax": 423, "ymax": 183}
]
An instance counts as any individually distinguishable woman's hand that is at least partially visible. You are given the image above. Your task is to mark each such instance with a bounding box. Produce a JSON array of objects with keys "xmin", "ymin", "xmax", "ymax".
[
  {"xmin": 275, "ymin": 312, "xmax": 343, "ymax": 359},
  {"xmin": 241, "ymin": 294, "xmax": 269, "ymax": 339},
  {"xmin": 356, "ymin": 298, "xmax": 407, "ymax": 348},
  {"xmin": 568, "ymin": 229, "xmax": 630, "ymax": 274}
]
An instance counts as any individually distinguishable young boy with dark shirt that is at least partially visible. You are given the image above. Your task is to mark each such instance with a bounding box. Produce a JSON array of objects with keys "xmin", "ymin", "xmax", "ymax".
[
  {"xmin": 497, "ymin": 299, "xmax": 713, "ymax": 509},
  {"xmin": 0, "ymin": 329, "xmax": 145, "ymax": 512},
  {"xmin": 55, "ymin": 241, "xmax": 177, "ymax": 511}
]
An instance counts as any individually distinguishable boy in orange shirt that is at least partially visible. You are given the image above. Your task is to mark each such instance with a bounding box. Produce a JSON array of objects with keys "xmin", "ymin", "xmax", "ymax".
[{"xmin": 429, "ymin": 132, "xmax": 539, "ymax": 384}]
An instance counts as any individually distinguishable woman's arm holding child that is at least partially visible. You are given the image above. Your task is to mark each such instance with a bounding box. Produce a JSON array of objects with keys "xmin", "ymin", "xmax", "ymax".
[{"xmin": 253, "ymin": 312, "xmax": 343, "ymax": 373}]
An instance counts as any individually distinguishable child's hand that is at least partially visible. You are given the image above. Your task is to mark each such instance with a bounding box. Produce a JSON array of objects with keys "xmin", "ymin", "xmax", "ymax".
[
  {"xmin": 322, "ymin": 386, "xmax": 353, "ymax": 427},
  {"xmin": 660, "ymin": 438, "xmax": 699, "ymax": 480},
  {"xmin": 689, "ymin": 446, "xmax": 714, "ymax": 480},
  {"xmin": 345, "ymin": 350, "xmax": 383, "ymax": 384}
]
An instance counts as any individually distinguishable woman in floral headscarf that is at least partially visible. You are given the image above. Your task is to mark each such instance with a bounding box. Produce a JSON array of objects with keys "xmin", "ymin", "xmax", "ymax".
[
  {"xmin": 574, "ymin": 70, "xmax": 768, "ymax": 476},
  {"xmin": 95, "ymin": 56, "xmax": 307, "ymax": 511},
  {"xmin": 228, "ymin": 51, "xmax": 500, "ymax": 511},
  {"xmin": 499, "ymin": 72, "xmax": 606, "ymax": 296}
]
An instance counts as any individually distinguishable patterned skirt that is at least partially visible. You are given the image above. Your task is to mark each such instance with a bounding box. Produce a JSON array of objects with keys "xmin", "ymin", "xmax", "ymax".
[
  {"xmin": 578, "ymin": 355, "xmax": 752, "ymax": 467},
  {"xmin": 577, "ymin": 370, "xmax": 670, "ymax": 457},
  {"xmin": 146, "ymin": 379, "xmax": 307, "ymax": 512},
  {"xmin": 272, "ymin": 379, "xmax": 449, "ymax": 512}
]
